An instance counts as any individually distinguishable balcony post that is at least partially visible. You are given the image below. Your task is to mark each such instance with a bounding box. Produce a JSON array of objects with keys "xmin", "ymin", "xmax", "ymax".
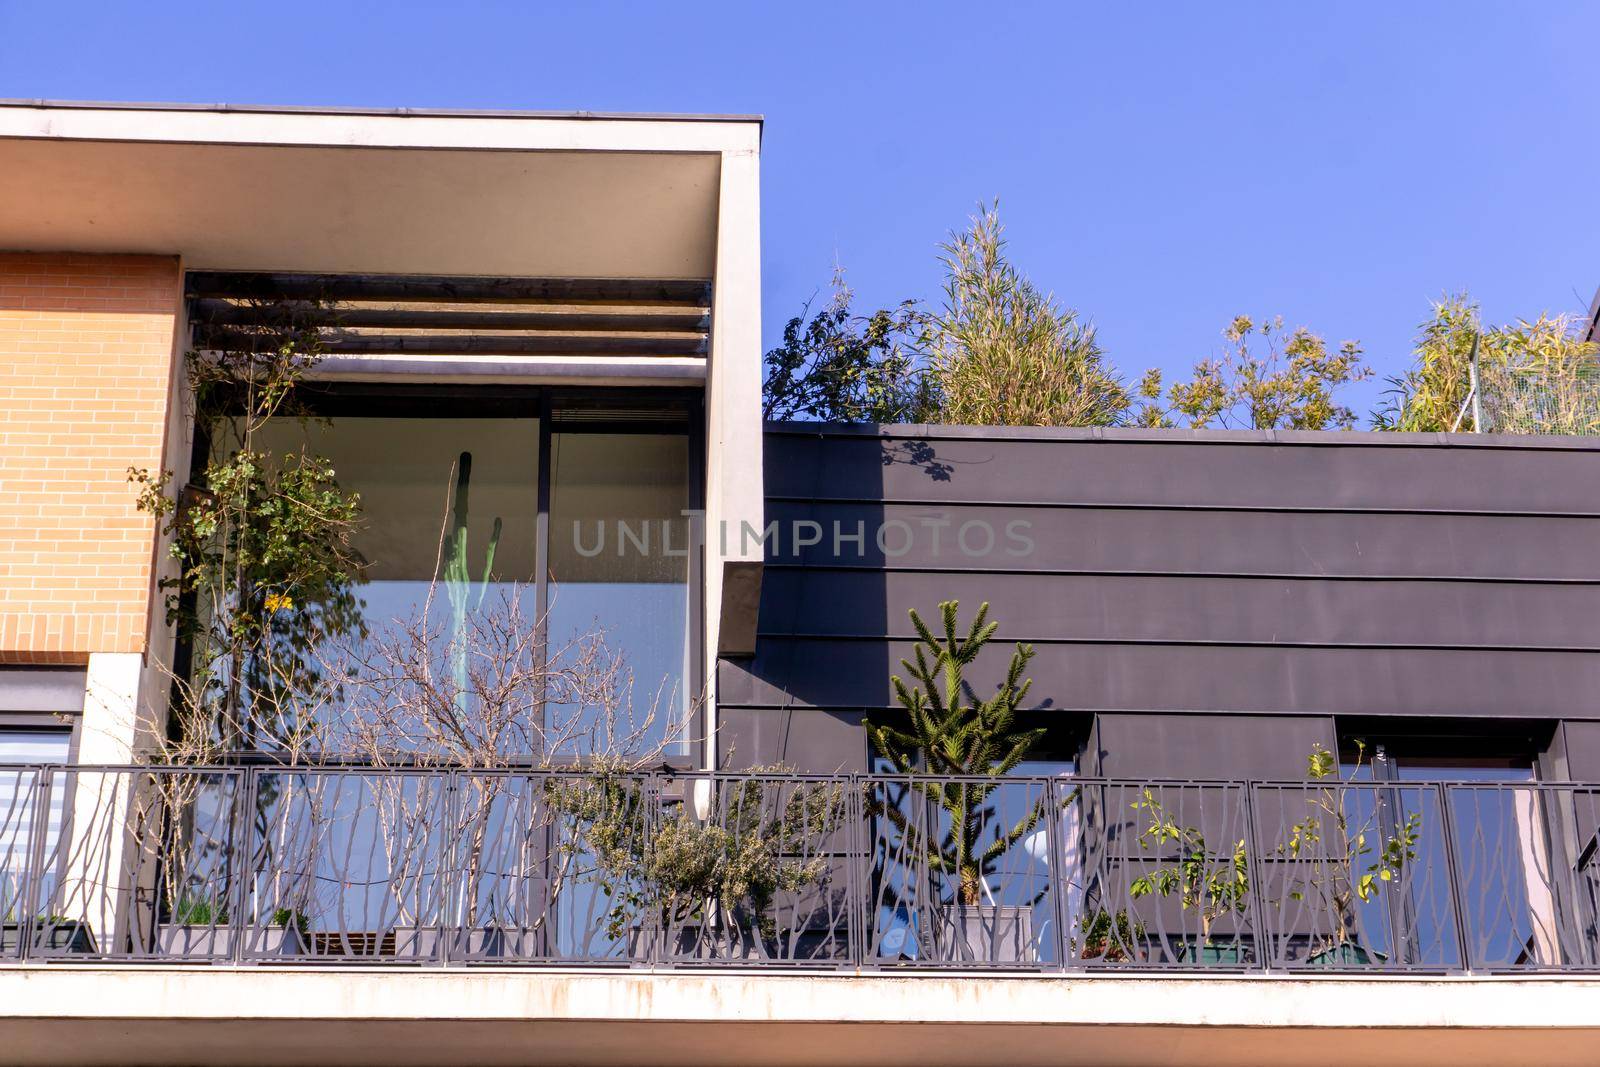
[
  {"xmin": 20, "ymin": 765, "xmax": 51, "ymax": 963},
  {"xmin": 1435, "ymin": 782, "xmax": 1473, "ymax": 973},
  {"xmin": 1242, "ymin": 781, "xmax": 1272, "ymax": 972},
  {"xmin": 1045, "ymin": 777, "xmax": 1072, "ymax": 973}
]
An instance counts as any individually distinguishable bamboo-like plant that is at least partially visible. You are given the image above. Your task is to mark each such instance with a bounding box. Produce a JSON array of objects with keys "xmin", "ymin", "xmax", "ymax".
[
  {"xmin": 865, "ymin": 600, "xmax": 1046, "ymax": 907},
  {"xmin": 922, "ymin": 203, "xmax": 1129, "ymax": 428},
  {"xmin": 1373, "ymin": 295, "xmax": 1600, "ymax": 435}
]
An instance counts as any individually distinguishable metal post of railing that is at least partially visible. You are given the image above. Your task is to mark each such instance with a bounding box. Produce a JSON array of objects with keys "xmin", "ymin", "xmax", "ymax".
[
  {"xmin": 845, "ymin": 773, "xmax": 863, "ymax": 970},
  {"xmin": 1565, "ymin": 788, "xmax": 1600, "ymax": 969},
  {"xmin": 1045, "ymin": 777, "xmax": 1071, "ymax": 974},
  {"xmin": 439, "ymin": 770, "xmax": 459, "ymax": 968},
  {"xmin": 645, "ymin": 772, "xmax": 661, "ymax": 968},
  {"xmin": 1469, "ymin": 332, "xmax": 1484, "ymax": 433},
  {"xmin": 228, "ymin": 767, "xmax": 257, "ymax": 966},
  {"xmin": 19, "ymin": 765, "xmax": 51, "ymax": 964},
  {"xmin": 1544, "ymin": 785, "xmax": 1589, "ymax": 970},
  {"xmin": 1434, "ymin": 782, "xmax": 1473, "ymax": 974},
  {"xmin": 1241, "ymin": 781, "xmax": 1272, "ymax": 973}
]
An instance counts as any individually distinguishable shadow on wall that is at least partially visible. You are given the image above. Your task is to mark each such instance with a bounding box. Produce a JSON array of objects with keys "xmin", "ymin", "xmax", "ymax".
[{"xmin": 725, "ymin": 429, "xmax": 1011, "ymax": 771}]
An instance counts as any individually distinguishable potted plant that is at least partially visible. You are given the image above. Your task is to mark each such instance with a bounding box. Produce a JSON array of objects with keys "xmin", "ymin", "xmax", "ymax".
[
  {"xmin": 1125, "ymin": 788, "xmax": 1251, "ymax": 965},
  {"xmin": 227, "ymin": 906, "xmax": 309, "ymax": 959},
  {"xmin": 154, "ymin": 896, "xmax": 234, "ymax": 958},
  {"xmin": 550, "ymin": 768, "xmax": 841, "ymax": 962},
  {"xmin": 1075, "ymin": 908, "xmax": 1146, "ymax": 963},
  {"xmin": 1, "ymin": 913, "xmax": 97, "ymax": 956},
  {"xmin": 864, "ymin": 601, "xmax": 1050, "ymax": 964},
  {"xmin": 1274, "ymin": 743, "xmax": 1418, "ymax": 967}
]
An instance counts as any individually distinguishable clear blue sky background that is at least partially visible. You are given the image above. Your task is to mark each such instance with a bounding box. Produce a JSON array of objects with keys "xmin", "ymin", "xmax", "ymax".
[{"xmin": 3, "ymin": 1, "xmax": 1596, "ymax": 420}]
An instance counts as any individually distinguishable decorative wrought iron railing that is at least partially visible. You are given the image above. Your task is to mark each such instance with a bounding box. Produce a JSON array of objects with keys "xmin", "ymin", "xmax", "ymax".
[{"xmin": 2, "ymin": 766, "xmax": 1597, "ymax": 973}]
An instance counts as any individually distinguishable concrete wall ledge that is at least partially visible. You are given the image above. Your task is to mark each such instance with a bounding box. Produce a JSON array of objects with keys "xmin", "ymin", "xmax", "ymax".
[{"xmin": 0, "ymin": 967, "xmax": 1596, "ymax": 1066}]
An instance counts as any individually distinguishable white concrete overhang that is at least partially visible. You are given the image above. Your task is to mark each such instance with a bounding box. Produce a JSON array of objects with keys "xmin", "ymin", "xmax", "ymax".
[
  {"xmin": 0, "ymin": 99, "xmax": 769, "ymax": 735},
  {"xmin": 0, "ymin": 967, "xmax": 1595, "ymax": 1066},
  {"xmin": 0, "ymin": 100, "xmax": 758, "ymax": 279}
]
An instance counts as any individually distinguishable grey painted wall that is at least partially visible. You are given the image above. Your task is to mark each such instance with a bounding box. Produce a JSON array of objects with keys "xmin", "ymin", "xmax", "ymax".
[{"xmin": 719, "ymin": 424, "xmax": 1600, "ymax": 775}]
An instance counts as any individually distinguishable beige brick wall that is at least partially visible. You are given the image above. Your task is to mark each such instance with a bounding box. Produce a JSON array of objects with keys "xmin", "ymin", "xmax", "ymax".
[{"xmin": 0, "ymin": 253, "xmax": 182, "ymax": 663}]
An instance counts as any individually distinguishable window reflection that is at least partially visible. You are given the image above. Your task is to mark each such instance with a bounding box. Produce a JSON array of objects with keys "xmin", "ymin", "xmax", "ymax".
[
  {"xmin": 0, "ymin": 730, "xmax": 70, "ymax": 916},
  {"xmin": 549, "ymin": 431, "xmax": 692, "ymax": 757},
  {"xmin": 257, "ymin": 416, "xmax": 541, "ymax": 619},
  {"xmin": 237, "ymin": 409, "xmax": 695, "ymax": 761}
]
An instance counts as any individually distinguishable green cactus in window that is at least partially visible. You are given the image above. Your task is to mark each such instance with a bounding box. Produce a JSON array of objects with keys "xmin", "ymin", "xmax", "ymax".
[{"xmin": 443, "ymin": 451, "xmax": 502, "ymax": 702}]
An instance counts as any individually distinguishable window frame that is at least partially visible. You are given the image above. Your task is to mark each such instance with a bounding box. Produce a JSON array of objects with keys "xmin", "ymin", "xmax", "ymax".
[{"xmin": 184, "ymin": 382, "xmax": 707, "ymax": 767}]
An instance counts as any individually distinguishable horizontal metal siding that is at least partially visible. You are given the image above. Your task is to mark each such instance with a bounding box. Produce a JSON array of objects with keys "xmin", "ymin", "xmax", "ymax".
[
  {"xmin": 757, "ymin": 570, "xmax": 1600, "ymax": 650},
  {"xmin": 765, "ymin": 432, "xmax": 1600, "ymax": 514},
  {"xmin": 763, "ymin": 502, "xmax": 1600, "ymax": 581},
  {"xmin": 733, "ymin": 427, "xmax": 1600, "ymax": 721},
  {"xmin": 722, "ymin": 642, "xmax": 1600, "ymax": 717}
]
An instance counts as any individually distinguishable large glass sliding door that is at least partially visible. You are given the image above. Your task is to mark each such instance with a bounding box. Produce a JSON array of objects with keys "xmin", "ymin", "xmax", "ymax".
[
  {"xmin": 548, "ymin": 426, "xmax": 693, "ymax": 758},
  {"xmin": 227, "ymin": 389, "xmax": 700, "ymax": 763}
]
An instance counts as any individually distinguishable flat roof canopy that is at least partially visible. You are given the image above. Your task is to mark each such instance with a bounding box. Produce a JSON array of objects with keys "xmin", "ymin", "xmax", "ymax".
[{"xmin": 0, "ymin": 103, "xmax": 759, "ymax": 278}]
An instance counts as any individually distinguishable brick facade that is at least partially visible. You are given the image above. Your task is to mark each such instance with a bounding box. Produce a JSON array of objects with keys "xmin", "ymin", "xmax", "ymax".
[{"xmin": 0, "ymin": 253, "xmax": 181, "ymax": 663}]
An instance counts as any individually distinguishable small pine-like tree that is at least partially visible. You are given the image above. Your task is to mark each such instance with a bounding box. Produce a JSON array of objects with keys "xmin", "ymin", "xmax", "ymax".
[{"xmin": 865, "ymin": 601, "xmax": 1047, "ymax": 906}]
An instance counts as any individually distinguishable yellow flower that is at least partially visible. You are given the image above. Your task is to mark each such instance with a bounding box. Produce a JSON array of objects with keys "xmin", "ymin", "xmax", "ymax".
[{"xmin": 263, "ymin": 593, "xmax": 295, "ymax": 613}]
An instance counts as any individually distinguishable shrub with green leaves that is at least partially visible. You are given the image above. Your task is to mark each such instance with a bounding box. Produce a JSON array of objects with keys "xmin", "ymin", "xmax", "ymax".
[
  {"xmin": 1275, "ymin": 742, "xmax": 1422, "ymax": 954},
  {"xmin": 549, "ymin": 768, "xmax": 841, "ymax": 945},
  {"xmin": 1136, "ymin": 315, "xmax": 1369, "ymax": 430}
]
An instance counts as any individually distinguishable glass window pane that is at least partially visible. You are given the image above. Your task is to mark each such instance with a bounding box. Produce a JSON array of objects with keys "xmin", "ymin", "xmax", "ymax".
[
  {"xmin": 256, "ymin": 415, "xmax": 541, "ymax": 599},
  {"xmin": 548, "ymin": 431, "xmax": 692, "ymax": 758},
  {"xmin": 243, "ymin": 416, "xmax": 542, "ymax": 756},
  {"xmin": 0, "ymin": 730, "xmax": 70, "ymax": 764},
  {"xmin": 0, "ymin": 730, "xmax": 69, "ymax": 917}
]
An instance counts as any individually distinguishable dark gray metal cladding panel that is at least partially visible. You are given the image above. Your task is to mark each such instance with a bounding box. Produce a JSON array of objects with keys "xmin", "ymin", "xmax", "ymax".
[
  {"xmin": 1559, "ymin": 721, "xmax": 1600, "ymax": 778},
  {"xmin": 717, "ymin": 707, "xmax": 867, "ymax": 773},
  {"xmin": 758, "ymin": 569, "xmax": 1600, "ymax": 650},
  {"xmin": 738, "ymin": 427, "xmax": 1600, "ymax": 777},
  {"xmin": 732, "ymin": 639, "xmax": 1600, "ymax": 719},
  {"xmin": 1092, "ymin": 713, "xmax": 1336, "ymax": 778},
  {"xmin": 765, "ymin": 431, "xmax": 1600, "ymax": 513},
  {"xmin": 763, "ymin": 501, "xmax": 1600, "ymax": 581}
]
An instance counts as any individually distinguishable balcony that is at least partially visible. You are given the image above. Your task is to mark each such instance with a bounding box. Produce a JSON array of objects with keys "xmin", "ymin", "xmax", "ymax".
[{"xmin": 4, "ymin": 766, "xmax": 1598, "ymax": 975}]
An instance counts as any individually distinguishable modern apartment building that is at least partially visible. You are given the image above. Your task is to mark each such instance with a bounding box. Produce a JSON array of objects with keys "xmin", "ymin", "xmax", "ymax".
[{"xmin": 0, "ymin": 100, "xmax": 1597, "ymax": 1066}]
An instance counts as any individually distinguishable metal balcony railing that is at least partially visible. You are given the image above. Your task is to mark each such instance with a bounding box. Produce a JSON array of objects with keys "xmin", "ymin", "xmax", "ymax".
[{"xmin": 2, "ymin": 765, "xmax": 1597, "ymax": 973}]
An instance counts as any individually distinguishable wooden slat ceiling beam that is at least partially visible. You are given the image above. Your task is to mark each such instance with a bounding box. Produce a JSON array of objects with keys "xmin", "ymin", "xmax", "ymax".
[{"xmin": 185, "ymin": 271, "xmax": 712, "ymax": 359}]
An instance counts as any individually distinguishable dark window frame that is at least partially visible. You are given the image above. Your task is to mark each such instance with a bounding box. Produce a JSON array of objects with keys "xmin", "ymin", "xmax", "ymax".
[{"xmin": 182, "ymin": 382, "xmax": 707, "ymax": 768}]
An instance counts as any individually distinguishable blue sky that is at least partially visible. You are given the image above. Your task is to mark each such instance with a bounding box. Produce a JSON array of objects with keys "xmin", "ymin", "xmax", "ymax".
[{"xmin": 3, "ymin": 1, "xmax": 1596, "ymax": 419}]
